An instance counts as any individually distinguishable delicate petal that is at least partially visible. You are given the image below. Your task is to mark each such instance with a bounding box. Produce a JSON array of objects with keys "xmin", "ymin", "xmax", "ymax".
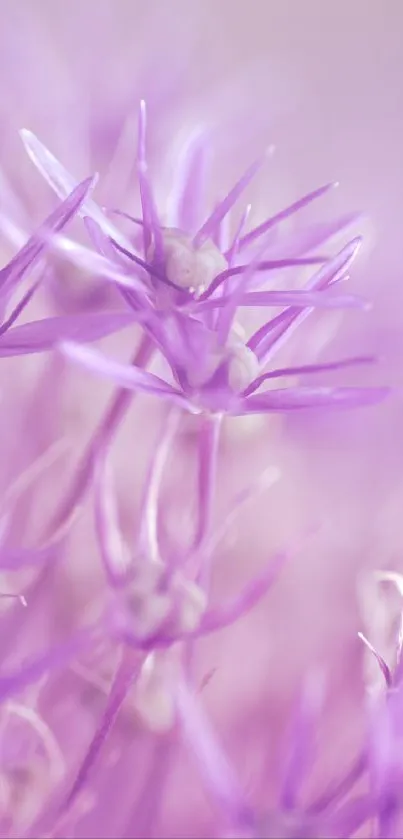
[
  {"xmin": 170, "ymin": 128, "xmax": 209, "ymax": 232},
  {"xmin": 194, "ymin": 150, "xmax": 271, "ymax": 247},
  {"xmin": 198, "ymin": 256, "xmax": 326, "ymax": 302},
  {"xmin": 276, "ymin": 211, "xmax": 362, "ymax": 258},
  {"xmin": 0, "ymin": 280, "xmax": 40, "ymax": 336},
  {"xmin": 358, "ymin": 632, "xmax": 392, "ymax": 688},
  {"xmin": 83, "ymin": 217, "xmax": 146, "ymax": 313},
  {"xmin": 197, "ymin": 289, "xmax": 367, "ymax": 312},
  {"xmin": 248, "ymin": 237, "xmax": 362, "ymax": 360},
  {"xmin": 244, "ymin": 355, "xmax": 377, "ymax": 396},
  {"xmin": 237, "ymin": 181, "xmax": 337, "ymax": 251},
  {"xmin": 238, "ymin": 385, "xmax": 389, "ymax": 414},
  {"xmin": 0, "ymin": 176, "xmax": 96, "ymax": 296},
  {"xmin": 226, "ymin": 204, "xmax": 251, "ymax": 267},
  {"xmin": 60, "ymin": 341, "xmax": 192, "ymax": 407},
  {"xmin": 280, "ymin": 672, "xmax": 325, "ymax": 810},
  {"xmin": 137, "ymin": 100, "xmax": 164, "ymax": 260},
  {"xmin": 0, "ymin": 311, "xmax": 136, "ymax": 356},
  {"xmin": 175, "ymin": 675, "xmax": 251, "ymax": 825},
  {"xmin": 20, "ymin": 129, "xmax": 135, "ymax": 252},
  {"xmin": 50, "ymin": 233, "xmax": 148, "ymax": 296},
  {"xmin": 63, "ymin": 652, "xmax": 140, "ymax": 811},
  {"xmin": 217, "ymin": 237, "xmax": 270, "ymax": 346},
  {"xmin": 110, "ymin": 238, "xmax": 167, "ymax": 284},
  {"xmin": 201, "ymin": 551, "xmax": 287, "ymax": 632}
]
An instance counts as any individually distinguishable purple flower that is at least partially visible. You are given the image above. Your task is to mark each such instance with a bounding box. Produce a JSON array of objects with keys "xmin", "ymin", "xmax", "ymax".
[
  {"xmin": 0, "ymin": 11, "xmax": 397, "ymax": 838},
  {"xmin": 0, "ymin": 177, "xmax": 143, "ymax": 358},
  {"xmin": 13, "ymin": 104, "xmax": 385, "ymax": 420}
]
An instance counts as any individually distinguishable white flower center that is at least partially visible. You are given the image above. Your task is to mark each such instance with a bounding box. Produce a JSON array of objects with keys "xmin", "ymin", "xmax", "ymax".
[
  {"xmin": 125, "ymin": 560, "xmax": 206, "ymax": 639},
  {"xmin": 152, "ymin": 228, "xmax": 227, "ymax": 292},
  {"xmin": 227, "ymin": 340, "xmax": 260, "ymax": 392},
  {"xmin": 134, "ymin": 651, "xmax": 175, "ymax": 733}
]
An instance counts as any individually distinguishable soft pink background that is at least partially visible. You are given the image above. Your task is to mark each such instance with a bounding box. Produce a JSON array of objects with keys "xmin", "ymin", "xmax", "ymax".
[{"xmin": 0, "ymin": 1, "xmax": 402, "ymax": 833}]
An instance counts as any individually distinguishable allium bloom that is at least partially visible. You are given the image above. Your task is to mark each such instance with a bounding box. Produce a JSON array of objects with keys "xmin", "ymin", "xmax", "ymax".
[{"xmin": 0, "ymin": 5, "xmax": 399, "ymax": 839}]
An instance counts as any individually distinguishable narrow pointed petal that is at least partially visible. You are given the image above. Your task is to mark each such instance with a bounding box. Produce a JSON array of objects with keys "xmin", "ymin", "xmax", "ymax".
[
  {"xmin": 243, "ymin": 289, "xmax": 366, "ymax": 309},
  {"xmin": 238, "ymin": 385, "xmax": 389, "ymax": 414},
  {"xmin": 50, "ymin": 233, "xmax": 148, "ymax": 296},
  {"xmin": 277, "ymin": 212, "xmax": 362, "ymax": 259},
  {"xmin": 238, "ymin": 182, "xmax": 337, "ymax": 251},
  {"xmin": 198, "ymin": 256, "xmax": 327, "ymax": 302},
  {"xmin": 170, "ymin": 128, "xmax": 210, "ymax": 232},
  {"xmin": 0, "ymin": 312, "xmax": 136, "ymax": 356},
  {"xmin": 194, "ymin": 151, "xmax": 271, "ymax": 248},
  {"xmin": 358, "ymin": 632, "xmax": 392, "ymax": 688},
  {"xmin": 248, "ymin": 237, "xmax": 362, "ymax": 360},
  {"xmin": 20, "ymin": 129, "xmax": 134, "ymax": 252},
  {"xmin": 202, "ymin": 551, "xmax": 286, "ymax": 632},
  {"xmin": 94, "ymin": 450, "xmax": 132, "ymax": 586},
  {"xmin": 217, "ymin": 237, "xmax": 271, "ymax": 346},
  {"xmin": 84, "ymin": 216, "xmax": 117, "ymax": 259},
  {"xmin": 197, "ymin": 289, "xmax": 367, "ymax": 312},
  {"xmin": 137, "ymin": 100, "xmax": 163, "ymax": 259},
  {"xmin": 0, "ymin": 281, "xmax": 40, "ymax": 336},
  {"xmin": 176, "ymin": 676, "xmax": 251, "ymax": 825},
  {"xmin": 244, "ymin": 356, "xmax": 377, "ymax": 396},
  {"xmin": 110, "ymin": 239, "xmax": 166, "ymax": 284},
  {"xmin": 0, "ymin": 177, "xmax": 96, "ymax": 295},
  {"xmin": 83, "ymin": 217, "xmax": 152, "ymax": 313},
  {"xmin": 226, "ymin": 204, "xmax": 252, "ymax": 267},
  {"xmin": 107, "ymin": 207, "xmax": 143, "ymax": 223},
  {"xmin": 60, "ymin": 341, "xmax": 191, "ymax": 407},
  {"xmin": 280, "ymin": 673, "xmax": 325, "ymax": 810},
  {"xmin": 63, "ymin": 653, "xmax": 140, "ymax": 812}
]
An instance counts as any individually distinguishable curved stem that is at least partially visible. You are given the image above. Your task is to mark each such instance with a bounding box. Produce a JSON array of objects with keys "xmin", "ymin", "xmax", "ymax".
[
  {"xmin": 45, "ymin": 333, "xmax": 154, "ymax": 538},
  {"xmin": 62, "ymin": 649, "xmax": 141, "ymax": 813},
  {"xmin": 192, "ymin": 415, "xmax": 222, "ymax": 568},
  {"xmin": 138, "ymin": 408, "xmax": 182, "ymax": 564}
]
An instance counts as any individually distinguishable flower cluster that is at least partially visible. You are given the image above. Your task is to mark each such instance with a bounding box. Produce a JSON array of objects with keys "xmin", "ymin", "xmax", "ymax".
[{"xmin": 0, "ymin": 98, "xmax": 394, "ymax": 838}]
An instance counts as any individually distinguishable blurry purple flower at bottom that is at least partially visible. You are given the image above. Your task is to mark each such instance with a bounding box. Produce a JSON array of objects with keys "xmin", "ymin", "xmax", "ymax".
[{"xmin": 0, "ymin": 78, "xmax": 394, "ymax": 839}]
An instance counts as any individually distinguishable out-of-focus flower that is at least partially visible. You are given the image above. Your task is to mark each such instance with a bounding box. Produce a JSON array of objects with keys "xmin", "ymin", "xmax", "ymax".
[
  {"xmin": 0, "ymin": 3, "xmax": 400, "ymax": 839},
  {"xmin": 0, "ymin": 100, "xmax": 388, "ymax": 839}
]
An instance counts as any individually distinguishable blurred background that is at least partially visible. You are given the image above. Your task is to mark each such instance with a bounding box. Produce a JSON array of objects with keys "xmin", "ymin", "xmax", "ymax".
[{"xmin": 0, "ymin": 1, "xmax": 402, "ymax": 831}]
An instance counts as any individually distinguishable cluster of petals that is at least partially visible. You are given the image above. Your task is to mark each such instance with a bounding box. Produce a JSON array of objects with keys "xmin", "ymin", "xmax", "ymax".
[{"xmin": 0, "ymin": 99, "xmax": 394, "ymax": 838}]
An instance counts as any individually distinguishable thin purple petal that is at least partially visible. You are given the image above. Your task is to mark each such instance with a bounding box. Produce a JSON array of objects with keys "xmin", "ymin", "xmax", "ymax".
[
  {"xmin": 60, "ymin": 341, "xmax": 192, "ymax": 408},
  {"xmin": 20, "ymin": 128, "xmax": 135, "ymax": 253},
  {"xmin": 244, "ymin": 355, "xmax": 377, "ymax": 397},
  {"xmin": 237, "ymin": 181, "xmax": 337, "ymax": 251},
  {"xmin": 0, "ymin": 311, "xmax": 136, "ymax": 356},
  {"xmin": 194, "ymin": 151, "xmax": 270, "ymax": 248},
  {"xmin": 238, "ymin": 385, "xmax": 389, "ymax": 414}
]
